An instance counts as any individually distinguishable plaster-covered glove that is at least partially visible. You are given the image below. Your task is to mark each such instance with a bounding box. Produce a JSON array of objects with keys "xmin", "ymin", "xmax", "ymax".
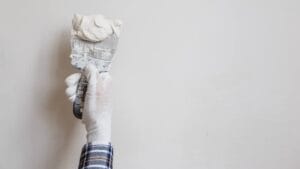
[{"xmin": 65, "ymin": 64, "xmax": 112, "ymax": 144}]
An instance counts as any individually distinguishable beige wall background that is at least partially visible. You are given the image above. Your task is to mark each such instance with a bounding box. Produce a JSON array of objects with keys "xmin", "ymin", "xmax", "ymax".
[{"xmin": 0, "ymin": 0, "xmax": 300, "ymax": 168}]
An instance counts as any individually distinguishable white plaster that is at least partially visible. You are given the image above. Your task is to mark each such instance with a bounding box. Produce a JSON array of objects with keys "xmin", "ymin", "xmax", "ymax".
[{"xmin": 72, "ymin": 14, "xmax": 122, "ymax": 42}]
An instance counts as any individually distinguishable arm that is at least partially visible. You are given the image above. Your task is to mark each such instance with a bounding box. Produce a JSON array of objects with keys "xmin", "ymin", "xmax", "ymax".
[{"xmin": 65, "ymin": 64, "xmax": 113, "ymax": 169}]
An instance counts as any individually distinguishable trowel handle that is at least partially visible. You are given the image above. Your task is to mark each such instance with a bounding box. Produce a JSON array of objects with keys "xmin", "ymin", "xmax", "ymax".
[{"xmin": 72, "ymin": 74, "xmax": 88, "ymax": 119}]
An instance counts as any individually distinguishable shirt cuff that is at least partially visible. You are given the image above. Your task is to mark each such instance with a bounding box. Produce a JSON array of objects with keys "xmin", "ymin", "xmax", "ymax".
[{"xmin": 78, "ymin": 143, "xmax": 113, "ymax": 169}]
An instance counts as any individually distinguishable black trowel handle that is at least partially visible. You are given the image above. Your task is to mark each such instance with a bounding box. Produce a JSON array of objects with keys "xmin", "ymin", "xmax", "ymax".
[{"xmin": 73, "ymin": 74, "xmax": 88, "ymax": 119}]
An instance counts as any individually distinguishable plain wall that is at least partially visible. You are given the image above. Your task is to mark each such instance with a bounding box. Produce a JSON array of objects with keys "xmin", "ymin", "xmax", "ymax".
[{"xmin": 0, "ymin": 0, "xmax": 299, "ymax": 168}]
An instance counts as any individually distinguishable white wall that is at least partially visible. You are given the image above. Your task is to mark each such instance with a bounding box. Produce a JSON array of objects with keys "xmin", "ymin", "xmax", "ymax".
[{"xmin": 0, "ymin": 0, "xmax": 300, "ymax": 168}]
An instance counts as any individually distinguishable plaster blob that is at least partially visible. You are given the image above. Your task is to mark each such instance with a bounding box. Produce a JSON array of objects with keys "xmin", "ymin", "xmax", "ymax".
[{"xmin": 72, "ymin": 14, "xmax": 122, "ymax": 42}]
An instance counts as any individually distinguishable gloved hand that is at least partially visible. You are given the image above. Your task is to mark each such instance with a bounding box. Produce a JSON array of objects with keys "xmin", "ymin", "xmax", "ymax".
[{"xmin": 65, "ymin": 64, "xmax": 112, "ymax": 144}]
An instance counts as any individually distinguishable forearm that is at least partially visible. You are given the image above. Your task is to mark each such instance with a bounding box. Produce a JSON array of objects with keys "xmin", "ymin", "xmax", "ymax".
[
  {"xmin": 79, "ymin": 111, "xmax": 113, "ymax": 169},
  {"xmin": 78, "ymin": 143, "xmax": 113, "ymax": 169}
]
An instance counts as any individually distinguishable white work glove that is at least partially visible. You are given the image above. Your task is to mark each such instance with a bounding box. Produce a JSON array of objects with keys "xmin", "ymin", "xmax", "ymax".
[{"xmin": 65, "ymin": 64, "xmax": 112, "ymax": 144}]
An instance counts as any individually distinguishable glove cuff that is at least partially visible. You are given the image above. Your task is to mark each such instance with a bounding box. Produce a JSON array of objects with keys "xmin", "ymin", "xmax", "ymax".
[{"xmin": 86, "ymin": 125, "xmax": 111, "ymax": 144}]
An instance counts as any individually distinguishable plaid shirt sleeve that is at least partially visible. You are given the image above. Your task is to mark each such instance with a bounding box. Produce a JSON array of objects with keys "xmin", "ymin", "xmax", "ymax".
[{"xmin": 78, "ymin": 143, "xmax": 113, "ymax": 169}]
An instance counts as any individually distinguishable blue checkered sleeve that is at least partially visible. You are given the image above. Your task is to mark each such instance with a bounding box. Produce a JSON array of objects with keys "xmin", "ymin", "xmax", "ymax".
[{"xmin": 78, "ymin": 143, "xmax": 113, "ymax": 169}]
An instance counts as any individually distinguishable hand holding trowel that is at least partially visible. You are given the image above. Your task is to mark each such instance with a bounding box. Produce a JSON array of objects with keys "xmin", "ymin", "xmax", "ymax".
[{"xmin": 66, "ymin": 14, "xmax": 122, "ymax": 119}]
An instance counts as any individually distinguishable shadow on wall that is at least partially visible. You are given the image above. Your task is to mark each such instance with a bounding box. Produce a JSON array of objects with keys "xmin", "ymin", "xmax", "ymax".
[{"xmin": 33, "ymin": 29, "xmax": 81, "ymax": 169}]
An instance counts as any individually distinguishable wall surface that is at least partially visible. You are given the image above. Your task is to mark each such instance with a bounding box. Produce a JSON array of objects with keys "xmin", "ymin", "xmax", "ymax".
[{"xmin": 0, "ymin": 0, "xmax": 300, "ymax": 169}]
